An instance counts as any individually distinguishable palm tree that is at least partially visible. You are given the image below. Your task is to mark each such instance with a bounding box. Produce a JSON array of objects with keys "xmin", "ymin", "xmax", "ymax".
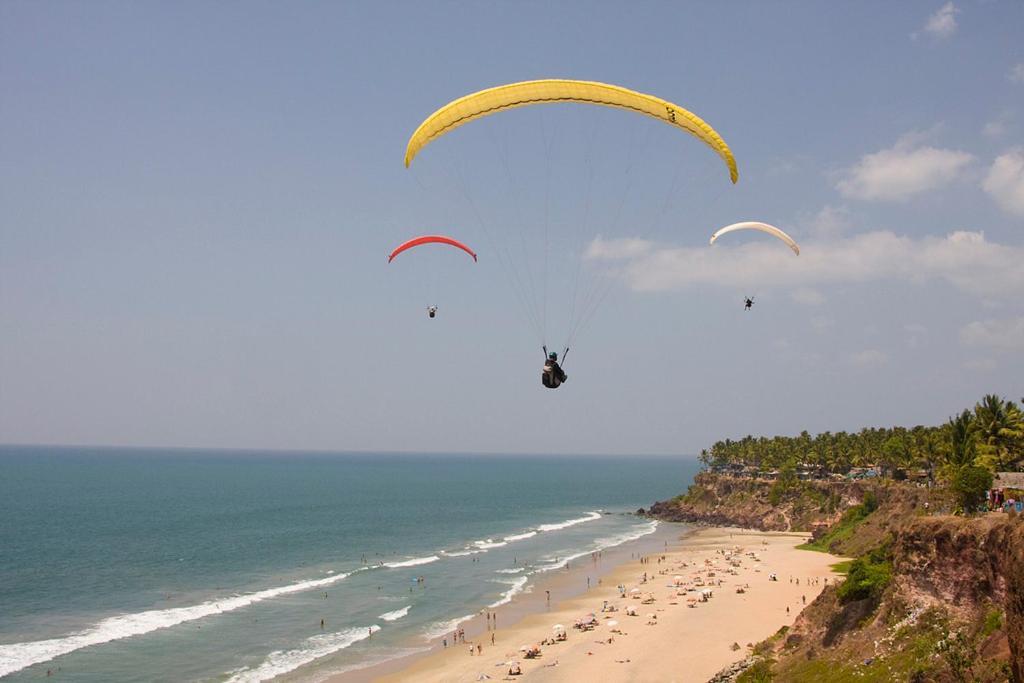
[
  {"xmin": 945, "ymin": 410, "xmax": 977, "ymax": 470},
  {"xmin": 973, "ymin": 395, "xmax": 1024, "ymax": 471}
]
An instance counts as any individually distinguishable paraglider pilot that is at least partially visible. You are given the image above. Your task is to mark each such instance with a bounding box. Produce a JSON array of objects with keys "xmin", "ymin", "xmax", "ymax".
[
  {"xmin": 542, "ymin": 349, "xmax": 567, "ymax": 389},
  {"xmin": 744, "ymin": 297, "xmax": 754, "ymax": 311},
  {"xmin": 427, "ymin": 305, "xmax": 438, "ymax": 319}
]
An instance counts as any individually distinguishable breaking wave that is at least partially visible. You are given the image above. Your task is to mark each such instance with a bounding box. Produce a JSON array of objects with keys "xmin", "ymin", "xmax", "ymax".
[
  {"xmin": 225, "ymin": 625, "xmax": 380, "ymax": 682},
  {"xmin": 0, "ymin": 568, "xmax": 365, "ymax": 678}
]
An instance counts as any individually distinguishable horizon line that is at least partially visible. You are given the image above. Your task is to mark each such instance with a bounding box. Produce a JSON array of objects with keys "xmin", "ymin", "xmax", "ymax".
[{"xmin": 0, "ymin": 442, "xmax": 697, "ymax": 459}]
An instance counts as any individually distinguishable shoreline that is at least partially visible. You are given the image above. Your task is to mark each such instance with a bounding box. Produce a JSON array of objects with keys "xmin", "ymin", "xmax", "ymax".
[
  {"xmin": 324, "ymin": 521, "xmax": 680, "ymax": 682},
  {"xmin": 328, "ymin": 526, "xmax": 841, "ymax": 683}
]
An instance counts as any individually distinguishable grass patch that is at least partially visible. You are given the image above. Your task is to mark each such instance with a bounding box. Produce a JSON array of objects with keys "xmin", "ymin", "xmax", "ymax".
[
  {"xmin": 981, "ymin": 606, "xmax": 1004, "ymax": 637},
  {"xmin": 800, "ymin": 491, "xmax": 878, "ymax": 553},
  {"xmin": 736, "ymin": 659, "xmax": 774, "ymax": 683},
  {"xmin": 830, "ymin": 560, "xmax": 853, "ymax": 575}
]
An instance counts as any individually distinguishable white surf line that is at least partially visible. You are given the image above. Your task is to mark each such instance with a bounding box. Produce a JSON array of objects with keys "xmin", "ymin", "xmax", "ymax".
[
  {"xmin": 421, "ymin": 614, "xmax": 474, "ymax": 642},
  {"xmin": 487, "ymin": 576, "xmax": 529, "ymax": 608},
  {"xmin": 536, "ymin": 510, "xmax": 602, "ymax": 532},
  {"xmin": 225, "ymin": 625, "xmax": 380, "ymax": 683},
  {"xmin": 534, "ymin": 520, "xmax": 659, "ymax": 573},
  {"xmin": 0, "ymin": 567, "xmax": 368, "ymax": 678},
  {"xmin": 383, "ymin": 555, "xmax": 440, "ymax": 568},
  {"xmin": 379, "ymin": 606, "xmax": 411, "ymax": 622}
]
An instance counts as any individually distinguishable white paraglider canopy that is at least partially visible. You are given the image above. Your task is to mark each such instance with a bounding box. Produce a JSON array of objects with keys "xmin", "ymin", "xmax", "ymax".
[{"xmin": 709, "ymin": 221, "xmax": 800, "ymax": 255}]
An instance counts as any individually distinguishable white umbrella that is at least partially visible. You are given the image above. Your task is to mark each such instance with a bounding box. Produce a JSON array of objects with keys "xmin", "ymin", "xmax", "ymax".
[{"xmin": 630, "ymin": 588, "xmax": 641, "ymax": 593}]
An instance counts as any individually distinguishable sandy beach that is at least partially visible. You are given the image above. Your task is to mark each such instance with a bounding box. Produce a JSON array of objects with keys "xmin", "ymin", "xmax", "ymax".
[{"xmin": 367, "ymin": 528, "xmax": 841, "ymax": 683}]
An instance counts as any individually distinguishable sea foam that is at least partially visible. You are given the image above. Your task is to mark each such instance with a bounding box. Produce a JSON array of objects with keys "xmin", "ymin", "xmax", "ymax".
[
  {"xmin": 487, "ymin": 576, "xmax": 529, "ymax": 608},
  {"xmin": 378, "ymin": 606, "xmax": 411, "ymax": 622},
  {"xmin": 535, "ymin": 520, "xmax": 658, "ymax": 573},
  {"xmin": 383, "ymin": 555, "xmax": 440, "ymax": 568},
  {"xmin": 0, "ymin": 568, "xmax": 366, "ymax": 678},
  {"xmin": 537, "ymin": 511, "xmax": 602, "ymax": 532},
  {"xmin": 225, "ymin": 626, "xmax": 380, "ymax": 682},
  {"xmin": 502, "ymin": 531, "xmax": 537, "ymax": 542},
  {"xmin": 421, "ymin": 614, "xmax": 474, "ymax": 641}
]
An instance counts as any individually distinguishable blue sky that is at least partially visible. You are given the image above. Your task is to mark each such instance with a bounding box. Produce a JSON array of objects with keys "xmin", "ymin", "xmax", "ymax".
[{"xmin": 1, "ymin": 1, "xmax": 1022, "ymax": 455}]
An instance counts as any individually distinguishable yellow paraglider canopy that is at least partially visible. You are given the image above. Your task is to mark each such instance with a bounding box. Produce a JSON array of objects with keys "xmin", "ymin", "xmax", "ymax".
[{"xmin": 404, "ymin": 79, "xmax": 738, "ymax": 184}]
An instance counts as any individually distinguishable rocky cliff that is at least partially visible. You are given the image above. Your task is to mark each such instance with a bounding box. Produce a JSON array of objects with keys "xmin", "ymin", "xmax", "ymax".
[
  {"xmin": 764, "ymin": 514, "xmax": 1024, "ymax": 682},
  {"xmin": 654, "ymin": 471, "xmax": 1023, "ymax": 681}
]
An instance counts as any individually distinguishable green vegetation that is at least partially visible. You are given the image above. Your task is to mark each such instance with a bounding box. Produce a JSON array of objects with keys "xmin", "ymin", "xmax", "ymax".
[
  {"xmin": 980, "ymin": 606, "xmax": 1003, "ymax": 637},
  {"xmin": 829, "ymin": 559, "xmax": 853, "ymax": 575},
  {"xmin": 950, "ymin": 465, "xmax": 993, "ymax": 514},
  {"xmin": 699, "ymin": 393, "xmax": 1022, "ymax": 516},
  {"xmin": 774, "ymin": 607, "xmax": 954, "ymax": 682},
  {"xmin": 836, "ymin": 545, "xmax": 891, "ymax": 604},
  {"xmin": 799, "ymin": 491, "xmax": 878, "ymax": 552},
  {"xmin": 735, "ymin": 659, "xmax": 774, "ymax": 683}
]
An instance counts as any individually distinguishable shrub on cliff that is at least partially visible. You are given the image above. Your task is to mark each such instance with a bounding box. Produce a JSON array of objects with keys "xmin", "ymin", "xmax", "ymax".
[
  {"xmin": 837, "ymin": 546, "xmax": 891, "ymax": 604},
  {"xmin": 951, "ymin": 465, "xmax": 993, "ymax": 515}
]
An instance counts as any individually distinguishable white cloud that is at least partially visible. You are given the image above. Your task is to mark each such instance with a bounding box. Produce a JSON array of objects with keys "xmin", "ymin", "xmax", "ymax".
[
  {"xmin": 959, "ymin": 317, "xmax": 1024, "ymax": 351},
  {"xmin": 806, "ymin": 205, "xmax": 850, "ymax": 239},
  {"xmin": 904, "ymin": 323, "xmax": 928, "ymax": 349},
  {"xmin": 982, "ymin": 148, "xmax": 1024, "ymax": 217},
  {"xmin": 586, "ymin": 230, "xmax": 1024, "ymax": 298},
  {"xmin": 792, "ymin": 288, "xmax": 826, "ymax": 306},
  {"xmin": 837, "ymin": 134, "xmax": 973, "ymax": 201},
  {"xmin": 983, "ymin": 120, "xmax": 1006, "ymax": 138},
  {"xmin": 849, "ymin": 349, "xmax": 889, "ymax": 368},
  {"xmin": 917, "ymin": 2, "xmax": 959, "ymax": 40},
  {"xmin": 810, "ymin": 315, "xmax": 834, "ymax": 333},
  {"xmin": 583, "ymin": 236, "xmax": 653, "ymax": 260},
  {"xmin": 1010, "ymin": 63, "xmax": 1024, "ymax": 84}
]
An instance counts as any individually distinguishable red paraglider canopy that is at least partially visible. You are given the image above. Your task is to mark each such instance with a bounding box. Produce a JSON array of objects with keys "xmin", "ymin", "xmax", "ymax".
[{"xmin": 388, "ymin": 235, "xmax": 478, "ymax": 263}]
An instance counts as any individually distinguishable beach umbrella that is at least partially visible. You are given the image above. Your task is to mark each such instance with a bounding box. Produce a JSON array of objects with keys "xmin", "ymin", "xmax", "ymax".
[
  {"xmin": 630, "ymin": 588, "xmax": 640, "ymax": 593},
  {"xmin": 606, "ymin": 620, "xmax": 618, "ymax": 627}
]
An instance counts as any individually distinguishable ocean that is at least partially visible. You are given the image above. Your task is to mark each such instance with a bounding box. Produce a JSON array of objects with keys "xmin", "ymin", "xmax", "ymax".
[{"xmin": 0, "ymin": 447, "xmax": 699, "ymax": 681}]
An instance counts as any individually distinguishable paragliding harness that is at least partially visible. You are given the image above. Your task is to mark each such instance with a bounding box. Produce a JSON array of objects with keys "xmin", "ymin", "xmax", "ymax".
[{"xmin": 541, "ymin": 346, "xmax": 569, "ymax": 389}]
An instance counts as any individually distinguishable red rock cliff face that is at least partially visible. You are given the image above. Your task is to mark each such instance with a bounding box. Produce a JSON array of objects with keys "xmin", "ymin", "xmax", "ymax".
[
  {"xmin": 646, "ymin": 472, "xmax": 876, "ymax": 532},
  {"xmin": 892, "ymin": 516, "xmax": 1013, "ymax": 613},
  {"xmin": 779, "ymin": 515, "xmax": 1024, "ymax": 681},
  {"xmin": 1006, "ymin": 521, "xmax": 1024, "ymax": 683},
  {"xmin": 894, "ymin": 516, "xmax": 1024, "ymax": 681}
]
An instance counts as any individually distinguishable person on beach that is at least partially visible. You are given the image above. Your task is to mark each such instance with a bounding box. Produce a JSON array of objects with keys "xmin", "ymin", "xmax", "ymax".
[{"xmin": 542, "ymin": 350, "xmax": 567, "ymax": 389}]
